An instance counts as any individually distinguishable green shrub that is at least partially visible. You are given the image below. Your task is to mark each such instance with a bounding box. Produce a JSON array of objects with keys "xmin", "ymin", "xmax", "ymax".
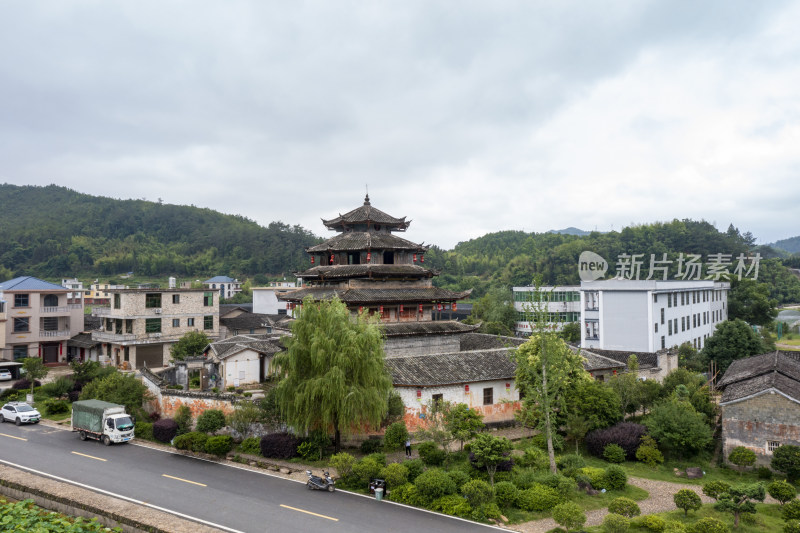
[
  {"xmin": 517, "ymin": 483, "xmax": 562, "ymax": 512},
  {"xmin": 608, "ymin": 497, "xmax": 640, "ymax": 518},
  {"xmin": 604, "ymin": 465, "xmax": 628, "ymax": 490},
  {"xmin": 471, "ymin": 502, "xmax": 501, "ymax": 522},
  {"xmin": 227, "ymin": 385, "xmax": 236, "ymax": 392},
  {"xmin": 42, "ymin": 398, "xmax": 69, "ymax": 415},
  {"xmin": 430, "ymin": 494, "xmax": 472, "ymax": 518},
  {"xmin": 196, "ymin": 409, "xmax": 226, "ymax": 433},
  {"xmin": 535, "ymin": 472, "xmax": 577, "ymax": 498},
  {"xmin": 135, "ymin": 421, "xmax": 153, "ymax": 441},
  {"xmin": 531, "ymin": 432, "xmax": 565, "ymax": 453},
  {"xmin": 174, "ymin": 405, "xmax": 192, "ymax": 436},
  {"xmin": 552, "ymin": 501, "xmax": 586, "ymax": 531},
  {"xmin": 493, "ymin": 481, "xmax": 519, "ymax": 508},
  {"xmin": 352, "ymin": 457, "xmax": 383, "ymax": 486},
  {"xmin": 512, "ymin": 468, "xmax": 540, "ymax": 490},
  {"xmin": 447, "ymin": 469, "xmax": 470, "ymax": 490},
  {"xmin": 383, "ymin": 421, "xmax": 409, "ymax": 451},
  {"xmin": 461, "ymin": 479, "xmax": 494, "ymax": 507},
  {"xmin": 380, "ymin": 463, "xmax": 409, "ymax": 488},
  {"xmin": 768, "ymin": 479, "xmax": 797, "ymax": 505},
  {"xmin": 329, "ymin": 452, "xmax": 356, "ymax": 480},
  {"xmin": 728, "ymin": 446, "xmax": 757, "ymax": 469},
  {"xmin": 40, "ymin": 376, "xmax": 75, "ymax": 398},
  {"xmin": 690, "ymin": 517, "xmax": 729, "ymax": 533},
  {"xmin": 702, "ymin": 481, "xmax": 731, "ymax": 500},
  {"xmin": 634, "ymin": 514, "xmax": 666, "ymax": 532},
  {"xmin": 205, "ymin": 435, "xmax": 233, "ymax": 456},
  {"xmin": 518, "ymin": 446, "xmax": 549, "ymax": 469},
  {"xmin": 415, "ymin": 469, "xmax": 457, "ymax": 503},
  {"xmin": 557, "ymin": 453, "xmax": 586, "ymax": 476},
  {"xmin": 636, "ymin": 445, "xmax": 664, "ymax": 468},
  {"xmin": 783, "ymin": 499, "xmax": 800, "ymax": 521},
  {"xmin": 173, "ymin": 431, "xmax": 209, "ymax": 452},
  {"xmin": 238, "ymin": 437, "xmax": 261, "ymax": 455},
  {"xmin": 756, "ymin": 466, "xmax": 773, "ymax": 480},
  {"xmin": 772, "ymin": 445, "xmax": 800, "ymax": 480},
  {"xmin": 418, "ymin": 441, "xmax": 446, "ymax": 466},
  {"xmin": 360, "ymin": 438, "xmax": 383, "ymax": 455},
  {"xmin": 673, "ymin": 489, "xmax": 702, "ymax": 516},
  {"xmin": 388, "ymin": 483, "xmax": 423, "ymax": 506},
  {"xmin": 664, "ymin": 520, "xmax": 687, "ymax": 533},
  {"xmin": 603, "ymin": 513, "xmax": 630, "ymax": 533},
  {"xmin": 578, "ymin": 467, "xmax": 607, "ymax": 490},
  {"xmin": 785, "ymin": 521, "xmax": 800, "ymax": 533},
  {"xmin": 404, "ymin": 458, "xmax": 425, "ymax": 482},
  {"xmin": 604, "ymin": 443, "xmax": 626, "ymax": 463},
  {"xmin": 364, "ymin": 452, "xmax": 387, "ymax": 467}
]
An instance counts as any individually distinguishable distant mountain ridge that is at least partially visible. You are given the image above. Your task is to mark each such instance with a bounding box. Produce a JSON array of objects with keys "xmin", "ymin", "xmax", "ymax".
[
  {"xmin": 771, "ymin": 236, "xmax": 800, "ymax": 254},
  {"xmin": 548, "ymin": 227, "xmax": 591, "ymax": 236}
]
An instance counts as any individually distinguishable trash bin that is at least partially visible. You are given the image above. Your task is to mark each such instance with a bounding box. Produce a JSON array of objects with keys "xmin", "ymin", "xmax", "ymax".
[
  {"xmin": 369, "ymin": 478, "xmax": 386, "ymax": 495},
  {"xmin": 375, "ymin": 488, "xmax": 384, "ymax": 501}
]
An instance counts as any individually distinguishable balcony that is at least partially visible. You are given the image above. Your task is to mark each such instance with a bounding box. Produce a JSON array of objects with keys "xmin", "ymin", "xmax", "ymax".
[
  {"xmin": 40, "ymin": 330, "xmax": 70, "ymax": 338},
  {"xmin": 92, "ymin": 331, "xmax": 177, "ymax": 344},
  {"xmin": 93, "ymin": 308, "xmax": 112, "ymax": 316},
  {"xmin": 40, "ymin": 306, "xmax": 70, "ymax": 314}
]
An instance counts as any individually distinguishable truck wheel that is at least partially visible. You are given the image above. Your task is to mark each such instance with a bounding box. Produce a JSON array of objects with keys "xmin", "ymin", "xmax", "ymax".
[
  {"xmin": 103, "ymin": 435, "xmax": 111, "ymax": 446},
  {"xmin": 79, "ymin": 431, "xmax": 87, "ymax": 441},
  {"xmin": 15, "ymin": 418, "xmax": 21, "ymax": 426}
]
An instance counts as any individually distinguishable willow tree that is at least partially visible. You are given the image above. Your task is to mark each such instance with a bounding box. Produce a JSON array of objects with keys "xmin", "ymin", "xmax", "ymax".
[{"xmin": 272, "ymin": 297, "xmax": 393, "ymax": 452}]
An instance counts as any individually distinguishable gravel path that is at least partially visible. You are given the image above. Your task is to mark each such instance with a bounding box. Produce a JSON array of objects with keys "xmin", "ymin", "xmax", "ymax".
[{"xmin": 510, "ymin": 477, "xmax": 719, "ymax": 533}]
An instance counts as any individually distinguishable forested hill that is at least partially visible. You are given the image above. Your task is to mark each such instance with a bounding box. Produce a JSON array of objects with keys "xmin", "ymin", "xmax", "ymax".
[
  {"xmin": 425, "ymin": 220, "xmax": 800, "ymax": 304},
  {"xmin": 0, "ymin": 184, "xmax": 321, "ymax": 279},
  {"xmin": 772, "ymin": 235, "xmax": 800, "ymax": 254}
]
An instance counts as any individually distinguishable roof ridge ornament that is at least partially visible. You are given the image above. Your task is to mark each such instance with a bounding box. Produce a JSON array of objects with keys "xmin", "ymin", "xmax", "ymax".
[{"xmin": 364, "ymin": 193, "xmax": 370, "ymax": 206}]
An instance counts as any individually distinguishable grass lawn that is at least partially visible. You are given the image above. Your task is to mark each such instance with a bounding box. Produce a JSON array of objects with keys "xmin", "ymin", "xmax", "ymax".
[{"xmin": 584, "ymin": 502, "xmax": 784, "ymax": 532}]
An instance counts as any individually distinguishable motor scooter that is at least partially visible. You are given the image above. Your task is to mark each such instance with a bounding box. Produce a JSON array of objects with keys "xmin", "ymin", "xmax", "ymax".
[{"xmin": 306, "ymin": 470, "xmax": 335, "ymax": 492}]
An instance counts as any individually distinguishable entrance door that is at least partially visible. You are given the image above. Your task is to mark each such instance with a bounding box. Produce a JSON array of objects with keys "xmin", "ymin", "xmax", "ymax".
[{"xmin": 42, "ymin": 343, "xmax": 59, "ymax": 364}]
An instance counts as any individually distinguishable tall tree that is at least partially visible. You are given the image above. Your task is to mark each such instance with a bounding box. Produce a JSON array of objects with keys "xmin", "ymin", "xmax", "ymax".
[
  {"xmin": 514, "ymin": 286, "xmax": 588, "ymax": 472},
  {"xmin": 702, "ymin": 318, "xmax": 766, "ymax": 374},
  {"xmin": 272, "ymin": 297, "xmax": 393, "ymax": 452},
  {"xmin": 727, "ymin": 278, "xmax": 778, "ymax": 326},
  {"xmin": 169, "ymin": 331, "xmax": 211, "ymax": 361},
  {"xmin": 444, "ymin": 403, "xmax": 484, "ymax": 451},
  {"xmin": 21, "ymin": 357, "xmax": 49, "ymax": 396},
  {"xmin": 470, "ymin": 433, "xmax": 512, "ymax": 486}
]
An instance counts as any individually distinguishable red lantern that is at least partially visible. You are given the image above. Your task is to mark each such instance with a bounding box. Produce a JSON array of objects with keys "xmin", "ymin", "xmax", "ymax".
[
  {"xmin": 420, "ymin": 255, "xmax": 424, "ymax": 263},
  {"xmin": 613, "ymin": 370, "xmax": 617, "ymax": 375},
  {"xmin": 452, "ymin": 303, "xmax": 457, "ymax": 311},
  {"xmin": 464, "ymin": 384, "xmax": 470, "ymax": 393},
  {"xmin": 400, "ymin": 304, "xmax": 404, "ymax": 313},
  {"xmin": 413, "ymin": 253, "xmax": 417, "ymax": 262},
  {"xmin": 311, "ymin": 256, "xmax": 315, "ymax": 264},
  {"xmin": 359, "ymin": 306, "xmax": 363, "ymax": 312},
  {"xmin": 416, "ymin": 390, "xmax": 422, "ymax": 399},
  {"xmin": 437, "ymin": 304, "xmax": 442, "ymax": 311},
  {"xmin": 367, "ymin": 252, "xmax": 371, "ymax": 262},
  {"xmin": 379, "ymin": 306, "xmax": 384, "ymax": 314},
  {"xmin": 329, "ymin": 254, "xmax": 334, "ymax": 264},
  {"xmin": 418, "ymin": 304, "xmax": 423, "ymax": 313}
]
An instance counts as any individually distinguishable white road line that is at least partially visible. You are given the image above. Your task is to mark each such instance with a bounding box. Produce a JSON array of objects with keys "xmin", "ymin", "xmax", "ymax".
[{"xmin": 0, "ymin": 459, "xmax": 244, "ymax": 533}]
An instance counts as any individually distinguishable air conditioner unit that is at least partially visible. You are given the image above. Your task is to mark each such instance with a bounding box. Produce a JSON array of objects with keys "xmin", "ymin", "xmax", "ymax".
[{"xmin": 154, "ymin": 308, "xmax": 162, "ymax": 314}]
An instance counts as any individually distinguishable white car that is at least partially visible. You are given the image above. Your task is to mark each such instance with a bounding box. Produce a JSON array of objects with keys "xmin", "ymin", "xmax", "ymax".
[
  {"xmin": 0, "ymin": 402, "xmax": 41, "ymax": 425},
  {"xmin": 0, "ymin": 370, "xmax": 11, "ymax": 381}
]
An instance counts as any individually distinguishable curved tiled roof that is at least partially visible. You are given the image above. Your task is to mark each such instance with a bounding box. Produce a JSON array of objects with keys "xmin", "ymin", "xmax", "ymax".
[
  {"xmin": 386, "ymin": 349, "xmax": 516, "ymax": 386},
  {"xmin": 322, "ymin": 195, "xmax": 409, "ymax": 230},
  {"xmin": 381, "ymin": 321, "xmax": 479, "ymax": 337},
  {"xmin": 307, "ymin": 232, "xmax": 427, "ymax": 253},
  {"xmin": 279, "ymin": 287, "xmax": 472, "ymax": 303},
  {"xmin": 208, "ymin": 334, "xmax": 283, "ymax": 361},
  {"xmin": 718, "ymin": 351, "xmax": 800, "ymax": 404},
  {"xmin": 296, "ymin": 264, "xmax": 436, "ymax": 280}
]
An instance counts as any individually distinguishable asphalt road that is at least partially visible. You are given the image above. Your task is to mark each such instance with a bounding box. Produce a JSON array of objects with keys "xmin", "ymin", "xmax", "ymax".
[{"xmin": 0, "ymin": 422, "xmax": 504, "ymax": 533}]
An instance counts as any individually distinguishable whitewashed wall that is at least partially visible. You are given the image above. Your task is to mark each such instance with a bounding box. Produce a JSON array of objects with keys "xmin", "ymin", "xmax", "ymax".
[{"xmin": 221, "ymin": 348, "xmax": 267, "ymax": 388}]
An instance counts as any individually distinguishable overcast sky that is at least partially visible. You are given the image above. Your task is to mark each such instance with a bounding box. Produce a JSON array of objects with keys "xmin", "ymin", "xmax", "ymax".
[{"xmin": 1, "ymin": 1, "xmax": 798, "ymax": 249}]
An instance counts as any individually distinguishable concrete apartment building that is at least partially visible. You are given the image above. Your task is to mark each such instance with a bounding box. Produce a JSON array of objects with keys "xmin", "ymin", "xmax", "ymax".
[
  {"xmin": 0, "ymin": 276, "xmax": 85, "ymax": 363},
  {"xmin": 252, "ymin": 281, "xmax": 297, "ymax": 315},
  {"xmin": 92, "ymin": 288, "xmax": 219, "ymax": 369},
  {"xmin": 513, "ymin": 285, "xmax": 581, "ymax": 335},
  {"xmin": 581, "ymin": 279, "xmax": 729, "ymax": 353}
]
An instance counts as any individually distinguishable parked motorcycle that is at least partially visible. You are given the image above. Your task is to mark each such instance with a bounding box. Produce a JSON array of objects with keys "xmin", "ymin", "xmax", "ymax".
[{"xmin": 306, "ymin": 470, "xmax": 335, "ymax": 492}]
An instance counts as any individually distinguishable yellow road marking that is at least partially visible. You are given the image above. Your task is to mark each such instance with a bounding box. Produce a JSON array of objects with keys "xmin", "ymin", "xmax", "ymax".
[
  {"xmin": 71, "ymin": 451, "xmax": 107, "ymax": 462},
  {"xmin": 279, "ymin": 504, "xmax": 339, "ymax": 522},
  {"xmin": 0, "ymin": 433, "xmax": 27, "ymax": 441},
  {"xmin": 162, "ymin": 474, "xmax": 207, "ymax": 487}
]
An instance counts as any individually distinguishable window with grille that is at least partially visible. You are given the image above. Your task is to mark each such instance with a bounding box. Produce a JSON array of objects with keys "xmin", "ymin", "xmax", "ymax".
[
  {"xmin": 188, "ymin": 318, "xmax": 195, "ymax": 327},
  {"xmin": 14, "ymin": 294, "xmax": 29, "ymax": 307},
  {"xmin": 204, "ymin": 315, "xmax": 213, "ymax": 330},
  {"xmin": 13, "ymin": 317, "xmax": 29, "ymax": 332},
  {"xmin": 483, "ymin": 387, "xmax": 493, "ymax": 405},
  {"xmin": 145, "ymin": 293, "xmax": 161, "ymax": 308},
  {"xmin": 769, "ymin": 441, "xmax": 780, "ymax": 452},
  {"xmin": 145, "ymin": 318, "xmax": 161, "ymax": 333},
  {"xmin": 204, "ymin": 292, "xmax": 213, "ymax": 306},
  {"xmin": 172, "ymin": 319, "xmax": 180, "ymax": 327},
  {"xmin": 173, "ymin": 294, "xmax": 180, "ymax": 304},
  {"xmin": 114, "ymin": 294, "xmax": 121, "ymax": 309}
]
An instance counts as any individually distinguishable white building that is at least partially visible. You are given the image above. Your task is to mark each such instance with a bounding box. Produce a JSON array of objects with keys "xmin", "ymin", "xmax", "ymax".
[
  {"xmin": 252, "ymin": 282, "xmax": 297, "ymax": 315},
  {"xmin": 581, "ymin": 280, "xmax": 729, "ymax": 353},
  {"xmin": 512, "ymin": 286, "xmax": 581, "ymax": 336},
  {"xmin": 204, "ymin": 276, "xmax": 242, "ymax": 300}
]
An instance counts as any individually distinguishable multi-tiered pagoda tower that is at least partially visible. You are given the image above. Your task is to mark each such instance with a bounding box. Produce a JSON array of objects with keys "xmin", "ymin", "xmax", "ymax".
[{"xmin": 280, "ymin": 195, "xmax": 476, "ymax": 355}]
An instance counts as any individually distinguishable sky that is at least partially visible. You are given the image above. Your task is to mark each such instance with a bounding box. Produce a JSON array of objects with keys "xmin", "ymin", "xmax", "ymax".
[{"xmin": 1, "ymin": 1, "xmax": 799, "ymax": 250}]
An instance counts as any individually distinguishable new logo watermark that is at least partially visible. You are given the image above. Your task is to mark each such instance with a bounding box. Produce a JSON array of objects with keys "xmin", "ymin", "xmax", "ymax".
[{"xmin": 578, "ymin": 252, "xmax": 761, "ymax": 281}]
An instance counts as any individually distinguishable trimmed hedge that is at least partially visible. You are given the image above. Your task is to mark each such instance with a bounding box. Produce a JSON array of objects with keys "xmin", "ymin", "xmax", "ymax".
[
  {"xmin": 135, "ymin": 421, "xmax": 154, "ymax": 441},
  {"xmin": 174, "ymin": 431, "xmax": 209, "ymax": 452},
  {"xmin": 586, "ymin": 422, "xmax": 648, "ymax": 460},
  {"xmin": 205, "ymin": 435, "xmax": 234, "ymax": 456},
  {"xmin": 260, "ymin": 432, "xmax": 301, "ymax": 459},
  {"xmin": 153, "ymin": 418, "xmax": 179, "ymax": 443},
  {"xmin": 196, "ymin": 409, "xmax": 226, "ymax": 433},
  {"xmin": 12, "ymin": 379, "xmax": 41, "ymax": 390},
  {"xmin": 415, "ymin": 469, "xmax": 457, "ymax": 503},
  {"xmin": 517, "ymin": 483, "xmax": 562, "ymax": 512}
]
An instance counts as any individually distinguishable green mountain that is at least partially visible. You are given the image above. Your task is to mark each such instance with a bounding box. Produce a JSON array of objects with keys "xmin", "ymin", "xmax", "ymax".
[
  {"xmin": 0, "ymin": 184, "xmax": 321, "ymax": 280},
  {"xmin": 772, "ymin": 236, "xmax": 800, "ymax": 255}
]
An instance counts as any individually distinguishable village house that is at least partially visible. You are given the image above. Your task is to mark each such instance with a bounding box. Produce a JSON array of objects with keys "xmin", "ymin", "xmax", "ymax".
[
  {"xmin": 204, "ymin": 276, "xmax": 242, "ymax": 300},
  {"xmin": 717, "ymin": 350, "xmax": 800, "ymax": 466},
  {"xmin": 92, "ymin": 288, "xmax": 219, "ymax": 369},
  {"xmin": 0, "ymin": 276, "xmax": 85, "ymax": 364},
  {"xmin": 205, "ymin": 333, "xmax": 283, "ymax": 389}
]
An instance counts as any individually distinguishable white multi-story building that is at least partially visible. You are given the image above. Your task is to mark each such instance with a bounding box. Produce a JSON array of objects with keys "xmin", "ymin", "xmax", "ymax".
[
  {"xmin": 581, "ymin": 280, "xmax": 729, "ymax": 353},
  {"xmin": 512, "ymin": 286, "xmax": 581, "ymax": 336},
  {"xmin": 252, "ymin": 282, "xmax": 297, "ymax": 315}
]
